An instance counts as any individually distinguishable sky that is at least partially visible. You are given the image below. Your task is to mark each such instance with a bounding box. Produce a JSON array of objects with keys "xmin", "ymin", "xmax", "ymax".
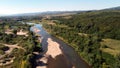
[{"xmin": 0, "ymin": 0, "xmax": 120, "ymax": 15}]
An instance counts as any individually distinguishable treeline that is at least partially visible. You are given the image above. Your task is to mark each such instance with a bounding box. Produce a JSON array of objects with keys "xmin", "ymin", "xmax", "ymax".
[
  {"xmin": 43, "ymin": 11, "xmax": 120, "ymax": 68},
  {"xmin": 0, "ymin": 15, "xmax": 42, "ymax": 22}
]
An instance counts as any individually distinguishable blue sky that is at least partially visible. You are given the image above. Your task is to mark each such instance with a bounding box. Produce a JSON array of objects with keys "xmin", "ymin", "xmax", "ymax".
[{"xmin": 0, "ymin": 0, "xmax": 120, "ymax": 15}]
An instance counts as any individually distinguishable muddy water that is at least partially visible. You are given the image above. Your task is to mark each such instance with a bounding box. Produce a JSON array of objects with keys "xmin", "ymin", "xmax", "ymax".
[{"xmin": 31, "ymin": 24, "xmax": 90, "ymax": 68}]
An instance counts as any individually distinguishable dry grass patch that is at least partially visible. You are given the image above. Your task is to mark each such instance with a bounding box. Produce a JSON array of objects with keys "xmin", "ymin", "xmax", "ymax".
[
  {"xmin": 63, "ymin": 16, "xmax": 72, "ymax": 19},
  {"xmin": 100, "ymin": 39, "xmax": 120, "ymax": 56},
  {"xmin": 78, "ymin": 33, "xmax": 88, "ymax": 37}
]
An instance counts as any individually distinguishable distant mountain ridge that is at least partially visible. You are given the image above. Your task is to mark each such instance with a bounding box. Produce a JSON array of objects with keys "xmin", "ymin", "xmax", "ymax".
[
  {"xmin": 0, "ymin": 6, "xmax": 120, "ymax": 17},
  {"xmin": 10, "ymin": 6, "xmax": 120, "ymax": 16},
  {"xmin": 11, "ymin": 11, "xmax": 85, "ymax": 16},
  {"xmin": 103, "ymin": 6, "xmax": 120, "ymax": 10}
]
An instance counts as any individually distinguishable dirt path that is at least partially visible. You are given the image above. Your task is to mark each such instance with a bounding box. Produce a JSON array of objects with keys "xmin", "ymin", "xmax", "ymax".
[
  {"xmin": 0, "ymin": 43, "xmax": 25, "ymax": 54},
  {"xmin": 0, "ymin": 43, "xmax": 25, "ymax": 66},
  {"xmin": 17, "ymin": 29, "xmax": 28, "ymax": 36}
]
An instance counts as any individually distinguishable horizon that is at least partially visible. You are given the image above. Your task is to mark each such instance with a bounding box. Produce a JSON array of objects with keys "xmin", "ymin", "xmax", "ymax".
[{"xmin": 0, "ymin": 0, "xmax": 120, "ymax": 16}]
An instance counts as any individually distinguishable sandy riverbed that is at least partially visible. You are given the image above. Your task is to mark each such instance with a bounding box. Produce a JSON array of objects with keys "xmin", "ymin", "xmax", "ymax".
[
  {"xmin": 46, "ymin": 38, "xmax": 63, "ymax": 58},
  {"xmin": 36, "ymin": 38, "xmax": 73, "ymax": 68}
]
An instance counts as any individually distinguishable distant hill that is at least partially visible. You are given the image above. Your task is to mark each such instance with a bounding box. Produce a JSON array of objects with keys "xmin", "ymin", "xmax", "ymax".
[
  {"xmin": 0, "ymin": 14, "xmax": 8, "ymax": 17},
  {"xmin": 11, "ymin": 11, "xmax": 85, "ymax": 16},
  {"xmin": 103, "ymin": 6, "xmax": 120, "ymax": 10},
  {"xmin": 11, "ymin": 6, "xmax": 120, "ymax": 16}
]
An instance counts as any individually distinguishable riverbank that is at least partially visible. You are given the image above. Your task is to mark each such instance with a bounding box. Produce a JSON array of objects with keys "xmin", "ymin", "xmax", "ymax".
[
  {"xmin": 42, "ymin": 24, "xmax": 90, "ymax": 68},
  {"xmin": 31, "ymin": 24, "xmax": 90, "ymax": 68},
  {"xmin": 31, "ymin": 26, "xmax": 73, "ymax": 68}
]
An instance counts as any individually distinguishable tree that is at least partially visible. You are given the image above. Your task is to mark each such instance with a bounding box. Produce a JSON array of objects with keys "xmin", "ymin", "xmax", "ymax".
[{"xmin": 13, "ymin": 29, "xmax": 17, "ymax": 35}]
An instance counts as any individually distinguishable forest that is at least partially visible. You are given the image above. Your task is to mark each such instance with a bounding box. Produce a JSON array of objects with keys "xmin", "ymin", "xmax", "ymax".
[{"xmin": 42, "ymin": 10, "xmax": 120, "ymax": 68}]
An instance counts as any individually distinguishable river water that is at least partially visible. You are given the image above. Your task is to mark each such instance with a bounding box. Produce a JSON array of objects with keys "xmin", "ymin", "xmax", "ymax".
[{"xmin": 31, "ymin": 24, "xmax": 90, "ymax": 68}]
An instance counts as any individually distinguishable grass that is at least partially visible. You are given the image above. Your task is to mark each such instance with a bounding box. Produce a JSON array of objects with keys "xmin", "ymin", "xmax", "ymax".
[{"xmin": 100, "ymin": 39, "xmax": 120, "ymax": 56}]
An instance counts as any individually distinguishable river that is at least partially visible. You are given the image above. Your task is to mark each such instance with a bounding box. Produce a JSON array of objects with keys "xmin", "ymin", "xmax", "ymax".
[{"xmin": 30, "ymin": 24, "xmax": 90, "ymax": 68}]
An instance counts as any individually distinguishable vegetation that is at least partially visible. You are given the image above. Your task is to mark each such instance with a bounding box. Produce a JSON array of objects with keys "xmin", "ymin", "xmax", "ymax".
[
  {"xmin": 0, "ymin": 20, "xmax": 39, "ymax": 68},
  {"xmin": 101, "ymin": 39, "xmax": 120, "ymax": 56},
  {"xmin": 0, "ymin": 10, "xmax": 120, "ymax": 68},
  {"xmin": 42, "ymin": 11, "xmax": 120, "ymax": 68}
]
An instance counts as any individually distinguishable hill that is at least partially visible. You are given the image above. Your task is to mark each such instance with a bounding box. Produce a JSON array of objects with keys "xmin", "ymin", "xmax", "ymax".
[
  {"xmin": 42, "ymin": 10, "xmax": 120, "ymax": 68},
  {"xmin": 103, "ymin": 6, "xmax": 120, "ymax": 11}
]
